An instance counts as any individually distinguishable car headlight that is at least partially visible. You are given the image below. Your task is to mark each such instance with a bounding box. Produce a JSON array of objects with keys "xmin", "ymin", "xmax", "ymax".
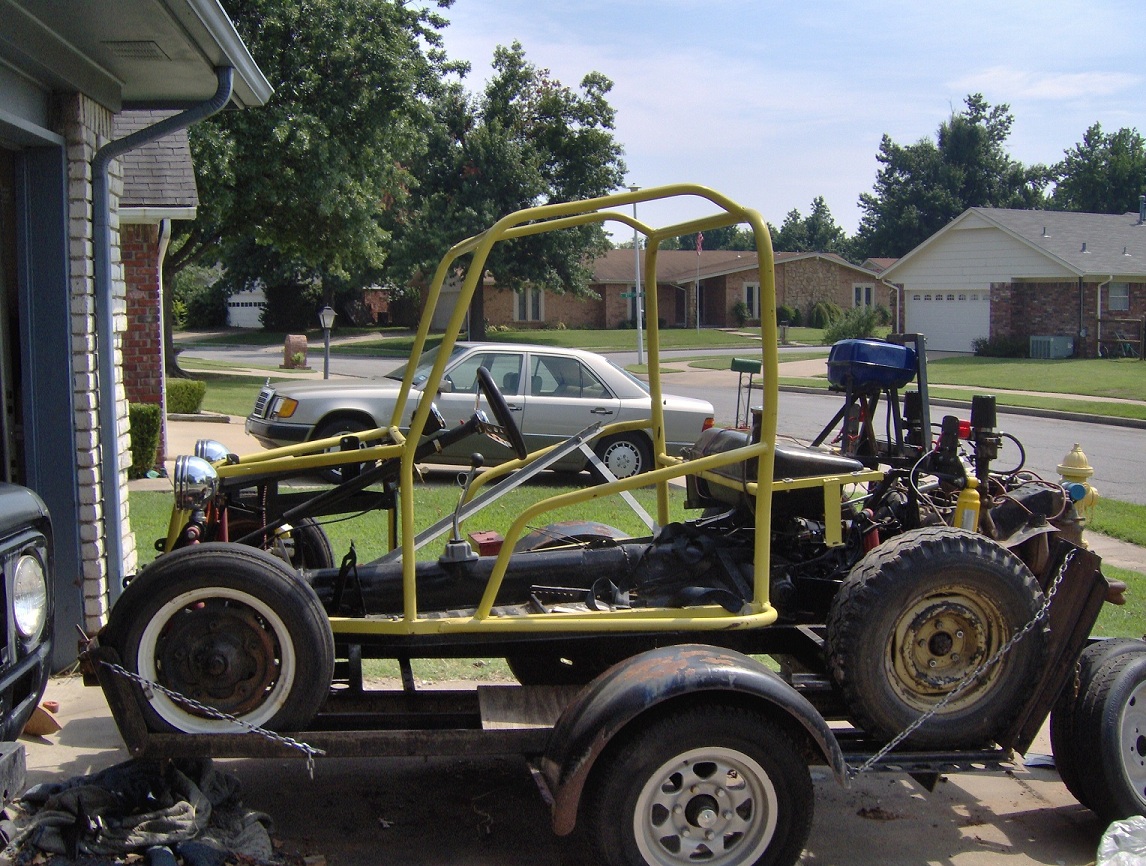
[
  {"xmin": 13, "ymin": 553, "xmax": 47, "ymax": 641},
  {"xmin": 174, "ymin": 455, "xmax": 219, "ymax": 510},
  {"xmin": 270, "ymin": 396, "xmax": 299, "ymax": 419}
]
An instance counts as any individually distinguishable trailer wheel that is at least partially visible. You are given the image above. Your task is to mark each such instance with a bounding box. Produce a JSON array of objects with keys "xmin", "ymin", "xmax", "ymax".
[
  {"xmin": 103, "ymin": 543, "xmax": 334, "ymax": 734},
  {"xmin": 1051, "ymin": 638, "xmax": 1145, "ymax": 809},
  {"xmin": 1067, "ymin": 651, "xmax": 1146, "ymax": 821},
  {"xmin": 827, "ymin": 526, "xmax": 1046, "ymax": 748},
  {"xmin": 588, "ymin": 706, "xmax": 812, "ymax": 866}
]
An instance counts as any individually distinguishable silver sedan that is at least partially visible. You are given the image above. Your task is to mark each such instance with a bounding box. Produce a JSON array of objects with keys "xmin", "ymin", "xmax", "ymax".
[{"xmin": 245, "ymin": 342, "xmax": 715, "ymax": 479}]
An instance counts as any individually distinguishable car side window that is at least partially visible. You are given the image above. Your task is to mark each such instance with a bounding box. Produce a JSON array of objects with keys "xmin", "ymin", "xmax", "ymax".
[
  {"xmin": 530, "ymin": 355, "xmax": 611, "ymax": 399},
  {"xmin": 445, "ymin": 352, "xmax": 523, "ymax": 395}
]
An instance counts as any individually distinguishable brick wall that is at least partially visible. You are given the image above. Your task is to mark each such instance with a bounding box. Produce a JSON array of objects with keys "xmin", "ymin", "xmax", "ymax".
[
  {"xmin": 61, "ymin": 93, "xmax": 138, "ymax": 630},
  {"xmin": 986, "ymin": 280, "xmax": 1146, "ymax": 357},
  {"xmin": 776, "ymin": 258, "xmax": 861, "ymax": 317},
  {"xmin": 121, "ymin": 222, "xmax": 167, "ymax": 468}
]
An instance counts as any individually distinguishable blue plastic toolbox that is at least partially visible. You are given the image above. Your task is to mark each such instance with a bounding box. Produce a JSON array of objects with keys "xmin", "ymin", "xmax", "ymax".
[{"xmin": 826, "ymin": 339, "xmax": 917, "ymax": 390}]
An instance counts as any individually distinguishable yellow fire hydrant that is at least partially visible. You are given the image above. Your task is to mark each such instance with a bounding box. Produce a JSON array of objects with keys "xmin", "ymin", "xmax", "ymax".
[{"xmin": 1057, "ymin": 443, "xmax": 1100, "ymax": 547}]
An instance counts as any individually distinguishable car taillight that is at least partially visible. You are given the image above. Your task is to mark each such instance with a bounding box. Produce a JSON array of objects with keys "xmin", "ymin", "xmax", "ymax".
[{"xmin": 702, "ymin": 417, "xmax": 714, "ymax": 431}]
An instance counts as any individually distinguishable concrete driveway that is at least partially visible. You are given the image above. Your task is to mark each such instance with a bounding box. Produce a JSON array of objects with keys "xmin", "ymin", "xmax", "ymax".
[{"xmin": 22, "ymin": 676, "xmax": 1105, "ymax": 865}]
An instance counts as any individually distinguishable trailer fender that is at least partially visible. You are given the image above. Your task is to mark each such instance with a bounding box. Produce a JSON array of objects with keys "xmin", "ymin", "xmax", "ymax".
[{"xmin": 538, "ymin": 643, "xmax": 847, "ymax": 836}]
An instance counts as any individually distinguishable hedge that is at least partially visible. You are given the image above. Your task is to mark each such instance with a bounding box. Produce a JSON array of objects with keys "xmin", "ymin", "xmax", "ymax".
[
  {"xmin": 128, "ymin": 402, "xmax": 162, "ymax": 479},
  {"xmin": 167, "ymin": 379, "xmax": 207, "ymax": 414}
]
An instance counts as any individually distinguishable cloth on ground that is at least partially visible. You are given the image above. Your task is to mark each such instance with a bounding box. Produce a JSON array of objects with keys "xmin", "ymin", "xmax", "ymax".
[{"xmin": 0, "ymin": 758, "xmax": 275, "ymax": 863}]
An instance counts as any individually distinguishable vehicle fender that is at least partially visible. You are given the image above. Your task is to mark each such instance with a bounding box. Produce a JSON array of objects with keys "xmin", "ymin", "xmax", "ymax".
[{"xmin": 538, "ymin": 643, "xmax": 847, "ymax": 836}]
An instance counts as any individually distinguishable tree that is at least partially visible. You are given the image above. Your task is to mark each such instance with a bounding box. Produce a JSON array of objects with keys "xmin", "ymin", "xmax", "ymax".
[
  {"xmin": 164, "ymin": 0, "xmax": 457, "ymax": 367},
  {"xmin": 668, "ymin": 226, "xmax": 755, "ymax": 252},
  {"xmin": 384, "ymin": 42, "xmax": 626, "ymax": 337},
  {"xmin": 1052, "ymin": 123, "xmax": 1146, "ymax": 214},
  {"xmin": 772, "ymin": 197, "xmax": 849, "ymax": 255},
  {"xmin": 854, "ymin": 94, "xmax": 1049, "ymax": 258}
]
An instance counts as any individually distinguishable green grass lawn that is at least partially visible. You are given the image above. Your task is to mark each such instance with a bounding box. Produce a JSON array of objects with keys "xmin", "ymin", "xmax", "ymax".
[
  {"xmin": 187, "ymin": 372, "xmax": 271, "ymax": 417},
  {"xmin": 926, "ymin": 356, "xmax": 1146, "ymax": 401}
]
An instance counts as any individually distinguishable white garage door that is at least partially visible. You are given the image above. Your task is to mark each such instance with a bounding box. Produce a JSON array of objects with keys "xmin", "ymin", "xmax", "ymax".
[{"xmin": 905, "ymin": 290, "xmax": 991, "ymax": 353}]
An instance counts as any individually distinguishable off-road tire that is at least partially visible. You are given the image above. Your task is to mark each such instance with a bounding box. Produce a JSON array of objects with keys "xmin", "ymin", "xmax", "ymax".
[{"xmin": 827, "ymin": 526, "xmax": 1047, "ymax": 748}]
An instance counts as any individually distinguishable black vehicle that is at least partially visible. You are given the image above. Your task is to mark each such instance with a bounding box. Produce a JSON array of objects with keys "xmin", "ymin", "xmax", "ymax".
[{"xmin": 0, "ymin": 483, "xmax": 53, "ymax": 741}]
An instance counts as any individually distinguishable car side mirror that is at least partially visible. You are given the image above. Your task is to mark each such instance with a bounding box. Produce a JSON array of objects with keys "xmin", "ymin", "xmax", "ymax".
[{"xmin": 438, "ymin": 380, "xmax": 454, "ymax": 394}]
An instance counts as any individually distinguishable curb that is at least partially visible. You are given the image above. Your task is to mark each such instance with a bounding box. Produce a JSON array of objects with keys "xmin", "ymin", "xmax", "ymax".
[
  {"xmin": 168, "ymin": 412, "xmax": 231, "ymax": 423},
  {"xmin": 778, "ymin": 385, "xmax": 1146, "ymax": 430}
]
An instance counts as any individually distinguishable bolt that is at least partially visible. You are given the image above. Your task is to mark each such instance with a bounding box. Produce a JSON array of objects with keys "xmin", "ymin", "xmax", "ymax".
[
  {"xmin": 673, "ymin": 805, "xmax": 683, "ymax": 815},
  {"xmin": 723, "ymin": 810, "xmax": 733, "ymax": 820},
  {"xmin": 682, "ymin": 829, "xmax": 691, "ymax": 838},
  {"xmin": 705, "ymin": 830, "xmax": 715, "ymax": 841},
  {"xmin": 955, "ymin": 630, "xmax": 964, "ymax": 639},
  {"xmin": 690, "ymin": 785, "xmax": 700, "ymax": 794},
  {"xmin": 951, "ymin": 653, "xmax": 960, "ymax": 662},
  {"xmin": 929, "ymin": 659, "xmax": 938, "ymax": 667}
]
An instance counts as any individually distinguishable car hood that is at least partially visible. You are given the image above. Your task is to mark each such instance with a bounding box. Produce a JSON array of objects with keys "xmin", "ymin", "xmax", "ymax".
[{"xmin": 267, "ymin": 378, "xmax": 409, "ymax": 400}]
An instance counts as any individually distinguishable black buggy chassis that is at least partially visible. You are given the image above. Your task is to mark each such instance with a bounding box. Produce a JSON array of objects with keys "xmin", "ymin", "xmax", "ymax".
[{"xmin": 85, "ymin": 185, "xmax": 1137, "ymax": 866}]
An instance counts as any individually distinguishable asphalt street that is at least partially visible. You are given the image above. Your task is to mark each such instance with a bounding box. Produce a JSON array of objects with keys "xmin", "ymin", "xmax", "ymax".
[{"xmin": 179, "ymin": 339, "xmax": 1146, "ymax": 505}]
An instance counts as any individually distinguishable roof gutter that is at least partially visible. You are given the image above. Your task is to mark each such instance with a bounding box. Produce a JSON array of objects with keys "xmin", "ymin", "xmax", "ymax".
[{"xmin": 91, "ymin": 66, "xmax": 233, "ymax": 597}]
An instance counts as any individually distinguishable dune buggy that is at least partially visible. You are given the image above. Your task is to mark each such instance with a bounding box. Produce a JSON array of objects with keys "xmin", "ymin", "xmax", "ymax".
[{"xmin": 89, "ymin": 185, "xmax": 1135, "ymax": 866}]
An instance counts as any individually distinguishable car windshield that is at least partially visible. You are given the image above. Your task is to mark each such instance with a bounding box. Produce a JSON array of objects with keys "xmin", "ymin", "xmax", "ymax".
[
  {"xmin": 609, "ymin": 360, "xmax": 650, "ymax": 395},
  {"xmin": 385, "ymin": 344, "xmax": 466, "ymax": 387}
]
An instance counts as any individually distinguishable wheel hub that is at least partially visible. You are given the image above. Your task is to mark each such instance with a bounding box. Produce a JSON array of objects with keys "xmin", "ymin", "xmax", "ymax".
[
  {"xmin": 603, "ymin": 442, "xmax": 639, "ymax": 478},
  {"xmin": 156, "ymin": 601, "xmax": 279, "ymax": 717},
  {"xmin": 1119, "ymin": 681, "xmax": 1146, "ymax": 803},
  {"xmin": 890, "ymin": 590, "xmax": 1004, "ymax": 709},
  {"xmin": 636, "ymin": 750, "xmax": 776, "ymax": 866}
]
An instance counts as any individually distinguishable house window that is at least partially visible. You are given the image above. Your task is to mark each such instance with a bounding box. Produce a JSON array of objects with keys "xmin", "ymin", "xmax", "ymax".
[
  {"xmin": 744, "ymin": 282, "xmax": 760, "ymax": 318},
  {"xmin": 913, "ymin": 294, "xmax": 921, "ymax": 301},
  {"xmin": 515, "ymin": 288, "xmax": 543, "ymax": 322},
  {"xmin": 947, "ymin": 294, "xmax": 955, "ymax": 301},
  {"xmin": 1109, "ymin": 282, "xmax": 1130, "ymax": 312},
  {"xmin": 969, "ymin": 293, "xmax": 978, "ymax": 301},
  {"xmin": 958, "ymin": 294, "xmax": 967, "ymax": 301},
  {"xmin": 853, "ymin": 284, "xmax": 874, "ymax": 308}
]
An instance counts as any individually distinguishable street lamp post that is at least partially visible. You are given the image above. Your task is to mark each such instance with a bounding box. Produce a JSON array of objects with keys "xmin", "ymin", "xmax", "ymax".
[
  {"xmin": 319, "ymin": 305, "xmax": 336, "ymax": 379},
  {"xmin": 630, "ymin": 185, "xmax": 644, "ymax": 366}
]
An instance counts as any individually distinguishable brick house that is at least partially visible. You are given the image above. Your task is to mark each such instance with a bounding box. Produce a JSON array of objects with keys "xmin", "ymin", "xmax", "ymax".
[
  {"xmin": 455, "ymin": 248, "xmax": 890, "ymax": 331},
  {"xmin": 117, "ymin": 111, "xmax": 200, "ymax": 470},
  {"xmin": 0, "ymin": 1, "xmax": 269, "ymax": 667},
  {"xmin": 881, "ymin": 207, "xmax": 1146, "ymax": 355}
]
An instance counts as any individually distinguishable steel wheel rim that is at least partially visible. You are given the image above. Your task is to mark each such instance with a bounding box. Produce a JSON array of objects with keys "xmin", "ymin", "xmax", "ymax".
[
  {"xmin": 633, "ymin": 746, "xmax": 778, "ymax": 866},
  {"xmin": 137, "ymin": 586, "xmax": 297, "ymax": 733},
  {"xmin": 602, "ymin": 440, "xmax": 641, "ymax": 478},
  {"xmin": 888, "ymin": 585, "xmax": 1006, "ymax": 712},
  {"xmin": 1118, "ymin": 678, "xmax": 1146, "ymax": 806}
]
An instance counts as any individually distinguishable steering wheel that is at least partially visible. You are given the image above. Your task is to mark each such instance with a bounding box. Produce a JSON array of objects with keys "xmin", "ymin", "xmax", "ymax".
[{"xmin": 475, "ymin": 366, "xmax": 528, "ymax": 460}]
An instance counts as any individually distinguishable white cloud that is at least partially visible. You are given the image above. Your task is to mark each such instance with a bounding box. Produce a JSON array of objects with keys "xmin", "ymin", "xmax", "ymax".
[{"xmin": 952, "ymin": 66, "xmax": 1141, "ymax": 101}]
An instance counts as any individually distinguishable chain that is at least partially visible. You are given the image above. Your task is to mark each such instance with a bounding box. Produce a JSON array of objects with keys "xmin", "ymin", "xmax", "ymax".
[
  {"xmin": 849, "ymin": 548, "xmax": 1073, "ymax": 779},
  {"xmin": 101, "ymin": 660, "xmax": 325, "ymax": 778}
]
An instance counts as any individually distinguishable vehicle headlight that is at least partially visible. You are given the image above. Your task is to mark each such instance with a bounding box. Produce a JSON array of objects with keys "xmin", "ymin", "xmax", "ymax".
[
  {"xmin": 270, "ymin": 396, "xmax": 299, "ymax": 419},
  {"xmin": 195, "ymin": 439, "xmax": 231, "ymax": 463},
  {"xmin": 174, "ymin": 455, "xmax": 219, "ymax": 510},
  {"xmin": 13, "ymin": 553, "xmax": 47, "ymax": 641}
]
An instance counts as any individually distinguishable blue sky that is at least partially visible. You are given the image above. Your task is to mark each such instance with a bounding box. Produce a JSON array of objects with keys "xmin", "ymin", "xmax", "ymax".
[{"xmin": 436, "ymin": 0, "xmax": 1146, "ymax": 238}]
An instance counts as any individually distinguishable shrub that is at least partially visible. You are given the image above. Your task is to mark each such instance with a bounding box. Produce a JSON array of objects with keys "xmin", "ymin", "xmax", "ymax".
[
  {"xmin": 731, "ymin": 300, "xmax": 750, "ymax": 327},
  {"xmin": 167, "ymin": 378, "xmax": 207, "ymax": 414},
  {"xmin": 807, "ymin": 301, "xmax": 842, "ymax": 329},
  {"xmin": 823, "ymin": 307, "xmax": 882, "ymax": 344},
  {"xmin": 777, "ymin": 304, "xmax": 800, "ymax": 326},
  {"xmin": 972, "ymin": 335, "xmax": 1028, "ymax": 358},
  {"xmin": 128, "ymin": 402, "xmax": 162, "ymax": 479}
]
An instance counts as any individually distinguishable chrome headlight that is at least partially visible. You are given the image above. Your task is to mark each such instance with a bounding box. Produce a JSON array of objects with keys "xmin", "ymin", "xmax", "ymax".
[
  {"xmin": 174, "ymin": 455, "xmax": 219, "ymax": 510},
  {"xmin": 13, "ymin": 552, "xmax": 47, "ymax": 641},
  {"xmin": 195, "ymin": 439, "xmax": 231, "ymax": 463}
]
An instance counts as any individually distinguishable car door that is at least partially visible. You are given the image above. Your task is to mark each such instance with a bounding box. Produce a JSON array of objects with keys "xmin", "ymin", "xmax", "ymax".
[
  {"xmin": 435, "ymin": 349, "xmax": 525, "ymax": 463},
  {"xmin": 520, "ymin": 353, "xmax": 621, "ymax": 453}
]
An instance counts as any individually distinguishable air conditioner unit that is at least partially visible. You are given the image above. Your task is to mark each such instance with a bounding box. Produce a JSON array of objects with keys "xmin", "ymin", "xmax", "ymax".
[{"xmin": 1029, "ymin": 335, "xmax": 1074, "ymax": 359}]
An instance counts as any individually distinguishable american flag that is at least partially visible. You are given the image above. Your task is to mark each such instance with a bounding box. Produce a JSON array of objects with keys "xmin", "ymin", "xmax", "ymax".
[{"xmin": 696, "ymin": 232, "xmax": 704, "ymax": 254}]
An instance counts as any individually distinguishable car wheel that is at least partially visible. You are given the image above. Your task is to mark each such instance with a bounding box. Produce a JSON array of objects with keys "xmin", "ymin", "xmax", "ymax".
[
  {"xmin": 313, "ymin": 416, "xmax": 373, "ymax": 484},
  {"xmin": 588, "ymin": 706, "xmax": 813, "ymax": 866},
  {"xmin": 826, "ymin": 526, "xmax": 1047, "ymax": 748},
  {"xmin": 592, "ymin": 434, "xmax": 652, "ymax": 481},
  {"xmin": 103, "ymin": 543, "xmax": 334, "ymax": 734}
]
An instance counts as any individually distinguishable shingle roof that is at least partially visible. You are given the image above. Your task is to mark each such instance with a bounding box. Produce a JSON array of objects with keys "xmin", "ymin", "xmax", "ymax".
[
  {"xmin": 968, "ymin": 208, "xmax": 1146, "ymax": 277},
  {"xmin": 591, "ymin": 249, "xmax": 884, "ymax": 283},
  {"xmin": 112, "ymin": 110, "xmax": 198, "ymax": 212}
]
